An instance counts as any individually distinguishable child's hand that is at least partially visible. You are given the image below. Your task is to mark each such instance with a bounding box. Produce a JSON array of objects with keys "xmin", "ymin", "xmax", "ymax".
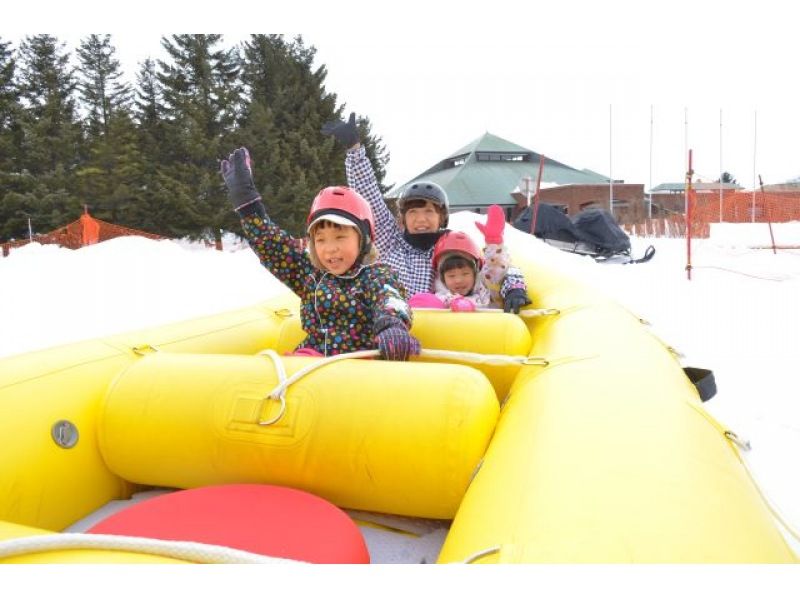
[
  {"xmin": 475, "ymin": 204, "xmax": 505, "ymax": 245},
  {"xmin": 220, "ymin": 148, "xmax": 261, "ymax": 212},
  {"xmin": 450, "ymin": 296, "xmax": 476, "ymax": 312},
  {"xmin": 374, "ymin": 316, "xmax": 421, "ymax": 361},
  {"xmin": 321, "ymin": 112, "xmax": 360, "ymax": 148},
  {"xmin": 503, "ymin": 288, "xmax": 530, "ymax": 314}
]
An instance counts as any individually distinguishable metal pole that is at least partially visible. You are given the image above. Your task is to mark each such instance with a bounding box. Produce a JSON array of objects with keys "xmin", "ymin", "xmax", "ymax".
[
  {"xmin": 524, "ymin": 175, "xmax": 532, "ymax": 234},
  {"xmin": 684, "ymin": 107, "xmax": 689, "ymax": 219},
  {"xmin": 609, "ymin": 104, "xmax": 613, "ymax": 215},
  {"xmin": 686, "ymin": 149, "xmax": 694, "ymax": 281},
  {"xmin": 648, "ymin": 105, "xmax": 653, "ymax": 220},
  {"xmin": 719, "ymin": 108, "xmax": 723, "ymax": 223},
  {"xmin": 759, "ymin": 175, "xmax": 777, "ymax": 255},
  {"xmin": 752, "ymin": 111, "xmax": 757, "ymax": 223},
  {"xmin": 530, "ymin": 155, "xmax": 545, "ymax": 236},
  {"xmin": 525, "ymin": 176, "xmax": 532, "ymax": 208},
  {"xmin": 28, "ymin": 218, "xmax": 33, "ymax": 242}
]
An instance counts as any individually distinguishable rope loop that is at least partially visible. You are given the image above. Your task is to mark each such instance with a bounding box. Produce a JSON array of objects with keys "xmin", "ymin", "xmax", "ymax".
[
  {"xmin": 256, "ymin": 348, "xmax": 550, "ymax": 424},
  {"xmin": 460, "ymin": 545, "xmax": 501, "ymax": 564},
  {"xmin": 258, "ymin": 350, "xmax": 289, "ymax": 426}
]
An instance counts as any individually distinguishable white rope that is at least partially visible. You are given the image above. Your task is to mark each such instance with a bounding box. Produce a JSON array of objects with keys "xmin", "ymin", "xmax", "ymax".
[
  {"xmin": 420, "ymin": 348, "xmax": 548, "ymax": 367},
  {"xmin": 460, "ymin": 545, "xmax": 501, "ymax": 564},
  {"xmin": 413, "ymin": 307, "xmax": 559, "ymax": 318},
  {"xmin": 259, "ymin": 348, "xmax": 548, "ymax": 404},
  {"xmin": 258, "ymin": 350, "xmax": 287, "ymax": 425},
  {"xmin": 0, "ymin": 532, "xmax": 303, "ymax": 564}
]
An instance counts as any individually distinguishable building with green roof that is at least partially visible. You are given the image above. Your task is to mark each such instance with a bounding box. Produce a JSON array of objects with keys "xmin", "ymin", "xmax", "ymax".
[{"xmin": 387, "ymin": 132, "xmax": 613, "ymax": 213}]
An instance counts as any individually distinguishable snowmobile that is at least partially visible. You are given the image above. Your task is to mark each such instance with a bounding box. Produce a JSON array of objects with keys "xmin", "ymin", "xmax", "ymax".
[{"xmin": 513, "ymin": 203, "xmax": 655, "ymax": 264}]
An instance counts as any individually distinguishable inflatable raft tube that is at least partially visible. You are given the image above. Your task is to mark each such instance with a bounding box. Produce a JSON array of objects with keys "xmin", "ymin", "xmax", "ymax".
[
  {"xmin": 0, "ymin": 297, "xmax": 525, "ymax": 534},
  {"xmin": 435, "ymin": 236, "xmax": 797, "ymax": 563},
  {"xmin": 99, "ymin": 352, "xmax": 498, "ymax": 519}
]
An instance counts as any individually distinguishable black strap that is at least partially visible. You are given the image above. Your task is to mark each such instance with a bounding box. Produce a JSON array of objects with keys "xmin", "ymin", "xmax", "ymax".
[
  {"xmin": 684, "ymin": 367, "xmax": 717, "ymax": 402},
  {"xmin": 625, "ymin": 245, "xmax": 656, "ymax": 264}
]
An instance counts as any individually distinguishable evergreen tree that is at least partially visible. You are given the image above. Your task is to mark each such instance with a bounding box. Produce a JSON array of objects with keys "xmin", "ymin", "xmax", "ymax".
[
  {"xmin": 237, "ymin": 34, "xmax": 389, "ymax": 237},
  {"xmin": 0, "ymin": 34, "xmax": 393, "ymax": 244},
  {"xmin": 12, "ymin": 35, "xmax": 82, "ymax": 234},
  {"xmin": 73, "ymin": 34, "xmax": 139, "ymax": 222},
  {"xmin": 16, "ymin": 35, "xmax": 81, "ymax": 175},
  {"xmin": 156, "ymin": 34, "xmax": 241, "ymax": 241},
  {"xmin": 717, "ymin": 172, "xmax": 738, "ymax": 185},
  {"xmin": 0, "ymin": 38, "xmax": 31, "ymax": 240},
  {"xmin": 133, "ymin": 58, "xmax": 172, "ymax": 162},
  {"xmin": 117, "ymin": 57, "xmax": 196, "ymax": 237},
  {"xmin": 0, "ymin": 38, "xmax": 23, "ymax": 173},
  {"xmin": 76, "ymin": 34, "xmax": 132, "ymax": 138}
]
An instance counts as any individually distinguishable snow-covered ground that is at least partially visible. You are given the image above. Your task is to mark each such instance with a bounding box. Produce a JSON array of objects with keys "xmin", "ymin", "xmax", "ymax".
[{"xmin": 2, "ymin": 213, "xmax": 799, "ymax": 589}]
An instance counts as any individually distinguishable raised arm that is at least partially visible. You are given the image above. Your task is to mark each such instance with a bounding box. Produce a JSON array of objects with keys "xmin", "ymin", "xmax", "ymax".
[
  {"xmin": 221, "ymin": 148, "xmax": 313, "ymax": 297},
  {"xmin": 475, "ymin": 204, "xmax": 530, "ymax": 313},
  {"xmin": 322, "ymin": 113, "xmax": 404, "ymax": 256}
]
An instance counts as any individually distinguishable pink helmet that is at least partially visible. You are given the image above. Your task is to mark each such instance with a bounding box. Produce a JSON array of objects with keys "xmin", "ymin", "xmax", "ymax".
[
  {"xmin": 432, "ymin": 231, "xmax": 484, "ymax": 272},
  {"xmin": 307, "ymin": 186, "xmax": 376, "ymax": 248}
]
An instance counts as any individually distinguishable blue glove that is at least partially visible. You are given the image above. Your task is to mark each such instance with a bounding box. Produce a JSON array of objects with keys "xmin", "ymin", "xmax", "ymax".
[
  {"xmin": 374, "ymin": 316, "xmax": 421, "ymax": 361},
  {"xmin": 220, "ymin": 147, "xmax": 262, "ymax": 213},
  {"xmin": 321, "ymin": 112, "xmax": 360, "ymax": 147},
  {"xmin": 503, "ymin": 288, "xmax": 530, "ymax": 314}
]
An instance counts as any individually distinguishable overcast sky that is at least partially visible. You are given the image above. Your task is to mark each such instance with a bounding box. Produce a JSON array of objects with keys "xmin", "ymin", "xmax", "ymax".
[{"xmin": 7, "ymin": 1, "xmax": 799, "ymax": 192}]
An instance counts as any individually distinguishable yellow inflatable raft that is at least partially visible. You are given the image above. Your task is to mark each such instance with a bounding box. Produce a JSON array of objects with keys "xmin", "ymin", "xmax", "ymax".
[{"xmin": 0, "ymin": 243, "xmax": 796, "ymax": 564}]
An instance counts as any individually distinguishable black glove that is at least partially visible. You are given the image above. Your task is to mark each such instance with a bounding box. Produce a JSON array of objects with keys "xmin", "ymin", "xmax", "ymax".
[
  {"xmin": 321, "ymin": 112, "xmax": 359, "ymax": 147},
  {"xmin": 220, "ymin": 147, "xmax": 262, "ymax": 213},
  {"xmin": 503, "ymin": 288, "xmax": 530, "ymax": 314},
  {"xmin": 374, "ymin": 315, "xmax": 421, "ymax": 361}
]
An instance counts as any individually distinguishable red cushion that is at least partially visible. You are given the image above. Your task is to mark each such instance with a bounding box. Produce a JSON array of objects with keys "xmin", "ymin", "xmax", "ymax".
[{"xmin": 87, "ymin": 484, "xmax": 369, "ymax": 564}]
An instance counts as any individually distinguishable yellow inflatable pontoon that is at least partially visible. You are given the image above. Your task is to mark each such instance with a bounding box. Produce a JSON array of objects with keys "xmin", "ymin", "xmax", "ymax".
[{"xmin": 0, "ymin": 239, "xmax": 796, "ymax": 564}]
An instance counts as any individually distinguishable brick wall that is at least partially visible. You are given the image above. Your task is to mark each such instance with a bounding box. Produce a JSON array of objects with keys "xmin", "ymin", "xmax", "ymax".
[{"xmin": 510, "ymin": 183, "xmax": 645, "ymax": 223}]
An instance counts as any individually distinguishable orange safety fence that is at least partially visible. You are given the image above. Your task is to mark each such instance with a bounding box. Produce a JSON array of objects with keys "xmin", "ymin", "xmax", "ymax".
[
  {"xmin": 2, "ymin": 211, "xmax": 164, "ymax": 257},
  {"xmin": 624, "ymin": 191, "xmax": 800, "ymax": 239}
]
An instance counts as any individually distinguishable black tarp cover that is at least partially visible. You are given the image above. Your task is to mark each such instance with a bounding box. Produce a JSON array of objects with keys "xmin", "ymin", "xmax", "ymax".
[
  {"xmin": 571, "ymin": 209, "xmax": 631, "ymax": 254},
  {"xmin": 512, "ymin": 204, "xmax": 582, "ymax": 244},
  {"xmin": 512, "ymin": 204, "xmax": 631, "ymax": 256}
]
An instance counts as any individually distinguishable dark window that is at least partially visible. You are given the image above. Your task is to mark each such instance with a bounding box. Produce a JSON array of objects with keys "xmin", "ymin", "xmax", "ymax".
[{"xmin": 476, "ymin": 152, "xmax": 530, "ymax": 162}]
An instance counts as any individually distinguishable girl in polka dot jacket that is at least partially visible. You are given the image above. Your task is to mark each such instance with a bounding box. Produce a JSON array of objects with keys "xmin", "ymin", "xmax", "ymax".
[{"xmin": 221, "ymin": 147, "xmax": 420, "ymax": 360}]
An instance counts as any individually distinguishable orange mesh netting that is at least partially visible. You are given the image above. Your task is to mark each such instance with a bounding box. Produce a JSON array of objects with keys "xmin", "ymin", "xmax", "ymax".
[
  {"xmin": 626, "ymin": 191, "xmax": 800, "ymax": 241},
  {"xmin": 2, "ymin": 211, "xmax": 165, "ymax": 256}
]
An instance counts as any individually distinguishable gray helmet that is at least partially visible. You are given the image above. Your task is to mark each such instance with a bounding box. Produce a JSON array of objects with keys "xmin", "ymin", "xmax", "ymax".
[{"xmin": 397, "ymin": 181, "xmax": 450, "ymax": 227}]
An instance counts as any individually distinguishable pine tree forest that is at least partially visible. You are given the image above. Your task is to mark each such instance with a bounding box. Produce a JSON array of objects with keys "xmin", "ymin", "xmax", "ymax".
[{"xmin": 0, "ymin": 34, "xmax": 390, "ymax": 243}]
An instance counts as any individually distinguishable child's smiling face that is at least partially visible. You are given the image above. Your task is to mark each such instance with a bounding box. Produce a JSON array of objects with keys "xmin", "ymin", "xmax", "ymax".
[
  {"xmin": 311, "ymin": 221, "xmax": 361, "ymax": 275},
  {"xmin": 442, "ymin": 264, "xmax": 476, "ymax": 296}
]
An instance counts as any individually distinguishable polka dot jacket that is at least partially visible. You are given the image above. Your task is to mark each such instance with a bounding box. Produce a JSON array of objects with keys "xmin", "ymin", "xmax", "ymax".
[{"xmin": 240, "ymin": 211, "xmax": 412, "ymax": 356}]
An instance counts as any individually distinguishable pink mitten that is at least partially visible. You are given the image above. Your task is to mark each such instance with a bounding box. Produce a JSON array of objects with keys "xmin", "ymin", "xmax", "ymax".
[
  {"xmin": 408, "ymin": 292, "xmax": 446, "ymax": 309},
  {"xmin": 474, "ymin": 204, "xmax": 505, "ymax": 245},
  {"xmin": 450, "ymin": 296, "xmax": 476, "ymax": 312}
]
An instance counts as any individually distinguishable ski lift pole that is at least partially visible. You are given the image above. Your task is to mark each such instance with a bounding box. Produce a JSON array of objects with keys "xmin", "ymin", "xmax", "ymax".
[
  {"xmin": 759, "ymin": 175, "xmax": 777, "ymax": 255},
  {"xmin": 530, "ymin": 154, "xmax": 546, "ymax": 235},
  {"xmin": 685, "ymin": 150, "xmax": 693, "ymax": 281}
]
